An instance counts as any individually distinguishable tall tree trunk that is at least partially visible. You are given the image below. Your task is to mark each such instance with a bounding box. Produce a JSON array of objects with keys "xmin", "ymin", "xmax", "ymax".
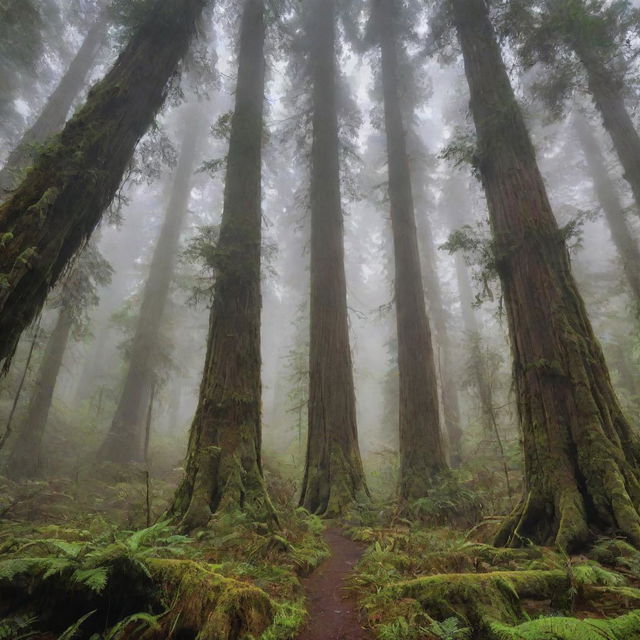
[
  {"xmin": 5, "ymin": 305, "xmax": 73, "ymax": 479},
  {"xmin": 375, "ymin": 0, "xmax": 448, "ymax": 496},
  {"xmin": 0, "ymin": 10, "xmax": 109, "ymax": 195},
  {"xmin": 169, "ymin": 0, "xmax": 273, "ymax": 530},
  {"xmin": 573, "ymin": 111, "xmax": 640, "ymax": 305},
  {"xmin": 0, "ymin": 0, "xmax": 208, "ymax": 373},
  {"xmin": 299, "ymin": 0, "xmax": 369, "ymax": 516},
  {"xmin": 453, "ymin": 0, "xmax": 640, "ymax": 551},
  {"xmin": 570, "ymin": 36, "xmax": 640, "ymax": 218},
  {"xmin": 99, "ymin": 107, "xmax": 203, "ymax": 463},
  {"xmin": 415, "ymin": 187, "xmax": 463, "ymax": 466}
]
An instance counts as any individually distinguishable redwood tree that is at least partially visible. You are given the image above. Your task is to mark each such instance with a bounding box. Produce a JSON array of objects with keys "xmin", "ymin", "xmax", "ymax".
[
  {"xmin": 370, "ymin": 0, "xmax": 448, "ymax": 496},
  {"xmin": 299, "ymin": 0, "xmax": 369, "ymax": 515},
  {"xmin": 452, "ymin": 0, "xmax": 640, "ymax": 550},
  {"xmin": 169, "ymin": 0, "xmax": 273, "ymax": 530},
  {"xmin": 100, "ymin": 105, "xmax": 204, "ymax": 463},
  {"xmin": 0, "ymin": 0, "xmax": 209, "ymax": 373}
]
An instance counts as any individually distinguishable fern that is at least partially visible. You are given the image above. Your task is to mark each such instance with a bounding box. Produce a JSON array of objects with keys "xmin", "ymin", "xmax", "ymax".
[
  {"xmin": 71, "ymin": 567, "xmax": 109, "ymax": 593},
  {"xmin": 58, "ymin": 610, "xmax": 96, "ymax": 640},
  {"xmin": 103, "ymin": 612, "xmax": 161, "ymax": 640}
]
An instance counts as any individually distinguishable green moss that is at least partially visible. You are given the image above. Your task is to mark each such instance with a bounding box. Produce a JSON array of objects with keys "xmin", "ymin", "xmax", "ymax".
[
  {"xmin": 149, "ymin": 558, "xmax": 274, "ymax": 639},
  {"xmin": 370, "ymin": 570, "xmax": 569, "ymax": 626},
  {"xmin": 490, "ymin": 609, "xmax": 640, "ymax": 639}
]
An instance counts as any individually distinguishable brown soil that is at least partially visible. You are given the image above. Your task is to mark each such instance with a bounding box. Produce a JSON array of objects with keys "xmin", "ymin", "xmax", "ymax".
[{"xmin": 297, "ymin": 527, "xmax": 372, "ymax": 640}]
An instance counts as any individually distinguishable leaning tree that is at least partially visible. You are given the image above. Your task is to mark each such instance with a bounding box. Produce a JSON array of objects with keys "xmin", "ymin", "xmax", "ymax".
[{"xmin": 0, "ymin": 0, "xmax": 210, "ymax": 373}]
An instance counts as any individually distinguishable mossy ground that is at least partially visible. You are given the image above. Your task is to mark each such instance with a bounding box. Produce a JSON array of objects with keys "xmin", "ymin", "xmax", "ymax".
[
  {"xmin": 348, "ymin": 522, "xmax": 640, "ymax": 639},
  {"xmin": 0, "ymin": 474, "xmax": 328, "ymax": 639}
]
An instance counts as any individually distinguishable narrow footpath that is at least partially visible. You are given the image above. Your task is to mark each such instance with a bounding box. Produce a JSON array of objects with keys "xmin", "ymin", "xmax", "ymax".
[{"xmin": 297, "ymin": 527, "xmax": 373, "ymax": 640}]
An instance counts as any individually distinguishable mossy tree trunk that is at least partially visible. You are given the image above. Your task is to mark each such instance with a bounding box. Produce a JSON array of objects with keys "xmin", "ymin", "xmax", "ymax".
[
  {"xmin": 0, "ymin": 0, "xmax": 208, "ymax": 373},
  {"xmin": 374, "ymin": 0, "xmax": 448, "ymax": 496},
  {"xmin": 5, "ymin": 304, "xmax": 72, "ymax": 479},
  {"xmin": 0, "ymin": 10, "xmax": 109, "ymax": 195},
  {"xmin": 573, "ymin": 110, "xmax": 640, "ymax": 306},
  {"xmin": 169, "ymin": 0, "xmax": 273, "ymax": 530},
  {"xmin": 453, "ymin": 0, "xmax": 640, "ymax": 551},
  {"xmin": 100, "ymin": 107, "xmax": 203, "ymax": 463},
  {"xmin": 299, "ymin": 0, "xmax": 369, "ymax": 516}
]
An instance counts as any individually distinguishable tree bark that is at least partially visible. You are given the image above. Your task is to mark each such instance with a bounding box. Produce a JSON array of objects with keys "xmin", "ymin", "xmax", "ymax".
[
  {"xmin": 99, "ymin": 106, "xmax": 203, "ymax": 463},
  {"xmin": 169, "ymin": 0, "xmax": 274, "ymax": 530},
  {"xmin": 5, "ymin": 305, "xmax": 73, "ymax": 479},
  {"xmin": 453, "ymin": 0, "xmax": 640, "ymax": 551},
  {"xmin": 299, "ymin": 0, "xmax": 369, "ymax": 515},
  {"xmin": 375, "ymin": 0, "xmax": 448, "ymax": 495},
  {"xmin": 573, "ymin": 111, "xmax": 640, "ymax": 306},
  {"xmin": 0, "ymin": 10, "xmax": 109, "ymax": 195},
  {"xmin": 0, "ymin": 0, "xmax": 208, "ymax": 373}
]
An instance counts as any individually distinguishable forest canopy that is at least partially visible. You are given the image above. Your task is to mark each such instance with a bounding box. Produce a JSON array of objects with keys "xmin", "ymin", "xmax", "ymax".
[{"xmin": 1, "ymin": 0, "xmax": 640, "ymax": 638}]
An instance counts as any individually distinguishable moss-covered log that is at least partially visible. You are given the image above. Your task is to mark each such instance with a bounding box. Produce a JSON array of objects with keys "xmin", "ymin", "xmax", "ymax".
[
  {"xmin": 168, "ymin": 0, "xmax": 275, "ymax": 531},
  {"xmin": 377, "ymin": 570, "xmax": 569, "ymax": 626},
  {"xmin": 453, "ymin": 0, "xmax": 640, "ymax": 551},
  {"xmin": 299, "ymin": 0, "xmax": 369, "ymax": 517},
  {"xmin": 148, "ymin": 559, "xmax": 274, "ymax": 639},
  {"xmin": 0, "ymin": 0, "xmax": 208, "ymax": 373}
]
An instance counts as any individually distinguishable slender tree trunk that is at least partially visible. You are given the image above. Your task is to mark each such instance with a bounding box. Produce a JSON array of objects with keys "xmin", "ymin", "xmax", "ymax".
[
  {"xmin": 5, "ymin": 306, "xmax": 73, "ymax": 479},
  {"xmin": 169, "ymin": 0, "xmax": 274, "ymax": 530},
  {"xmin": 573, "ymin": 111, "xmax": 640, "ymax": 305},
  {"xmin": 572, "ymin": 39, "xmax": 640, "ymax": 218},
  {"xmin": 0, "ymin": 315, "xmax": 42, "ymax": 451},
  {"xmin": 0, "ymin": 11, "xmax": 109, "ymax": 195},
  {"xmin": 0, "ymin": 0, "xmax": 208, "ymax": 373},
  {"xmin": 99, "ymin": 107, "xmax": 203, "ymax": 463},
  {"xmin": 416, "ymin": 193, "xmax": 463, "ymax": 466},
  {"xmin": 299, "ymin": 0, "xmax": 369, "ymax": 515},
  {"xmin": 375, "ymin": 0, "xmax": 448, "ymax": 495},
  {"xmin": 453, "ymin": 0, "xmax": 640, "ymax": 551}
]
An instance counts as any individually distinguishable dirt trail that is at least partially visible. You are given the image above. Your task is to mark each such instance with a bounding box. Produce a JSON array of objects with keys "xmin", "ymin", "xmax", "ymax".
[{"xmin": 297, "ymin": 527, "xmax": 372, "ymax": 640}]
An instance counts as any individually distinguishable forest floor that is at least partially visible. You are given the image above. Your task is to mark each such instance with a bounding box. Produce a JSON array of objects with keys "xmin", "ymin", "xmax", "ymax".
[
  {"xmin": 3, "ymin": 469, "xmax": 640, "ymax": 638},
  {"xmin": 297, "ymin": 527, "xmax": 371, "ymax": 640}
]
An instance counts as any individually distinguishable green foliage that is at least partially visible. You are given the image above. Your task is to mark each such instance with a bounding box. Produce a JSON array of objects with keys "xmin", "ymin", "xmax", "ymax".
[
  {"xmin": 0, "ymin": 615, "xmax": 39, "ymax": 640},
  {"xmin": 428, "ymin": 617, "xmax": 472, "ymax": 640},
  {"xmin": 259, "ymin": 603, "xmax": 306, "ymax": 640},
  {"xmin": 440, "ymin": 132, "xmax": 480, "ymax": 178},
  {"xmin": 58, "ymin": 610, "xmax": 96, "ymax": 640},
  {"xmin": 407, "ymin": 474, "xmax": 484, "ymax": 528},
  {"xmin": 572, "ymin": 563, "xmax": 626, "ymax": 587},
  {"xmin": 440, "ymin": 224, "xmax": 500, "ymax": 307},
  {"xmin": 0, "ymin": 520, "xmax": 196, "ymax": 595},
  {"xmin": 491, "ymin": 609, "xmax": 640, "ymax": 639}
]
